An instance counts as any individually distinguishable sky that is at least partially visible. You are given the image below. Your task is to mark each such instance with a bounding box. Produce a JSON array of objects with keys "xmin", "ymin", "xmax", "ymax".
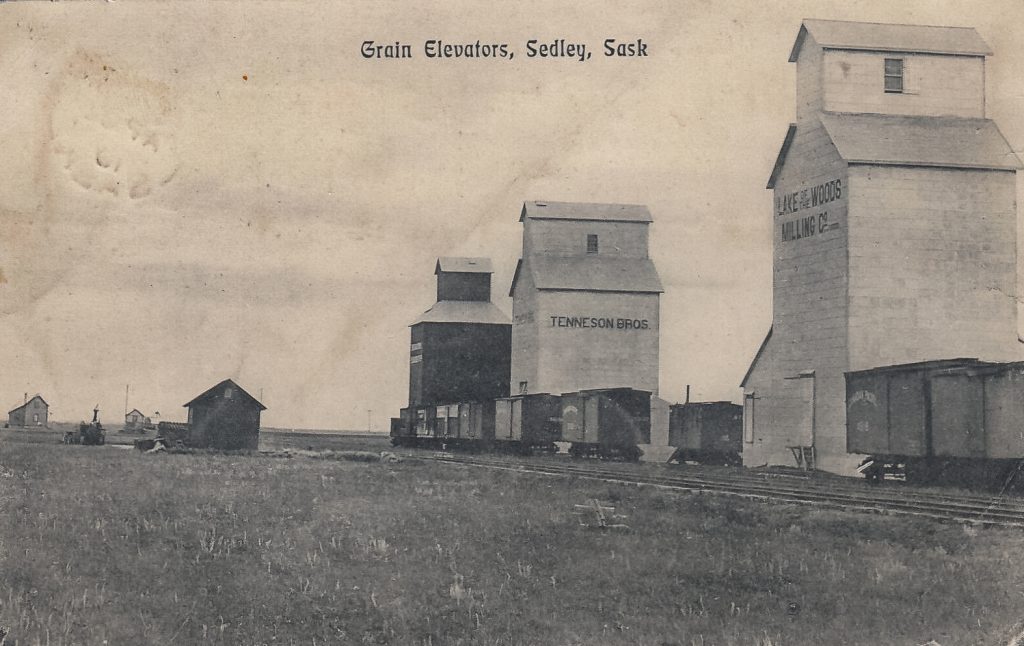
[{"xmin": 1, "ymin": 1, "xmax": 1023, "ymax": 429}]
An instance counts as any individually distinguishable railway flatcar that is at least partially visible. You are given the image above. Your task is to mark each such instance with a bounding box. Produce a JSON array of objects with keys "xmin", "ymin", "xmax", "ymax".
[
  {"xmin": 668, "ymin": 401, "xmax": 742, "ymax": 466},
  {"xmin": 846, "ymin": 359, "xmax": 1024, "ymax": 487},
  {"xmin": 560, "ymin": 388, "xmax": 651, "ymax": 461}
]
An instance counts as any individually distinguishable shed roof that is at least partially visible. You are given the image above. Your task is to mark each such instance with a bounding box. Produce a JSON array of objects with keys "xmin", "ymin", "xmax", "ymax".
[
  {"xmin": 819, "ymin": 113, "xmax": 1022, "ymax": 171},
  {"xmin": 740, "ymin": 327, "xmax": 772, "ymax": 388},
  {"xmin": 412, "ymin": 300, "xmax": 511, "ymax": 326},
  {"xmin": 8, "ymin": 394, "xmax": 48, "ymax": 414},
  {"xmin": 183, "ymin": 379, "xmax": 266, "ymax": 410},
  {"xmin": 520, "ymin": 201, "xmax": 652, "ymax": 223},
  {"xmin": 435, "ymin": 257, "xmax": 493, "ymax": 274},
  {"xmin": 510, "ymin": 256, "xmax": 663, "ymax": 296},
  {"xmin": 768, "ymin": 114, "xmax": 1022, "ymax": 188},
  {"xmin": 790, "ymin": 19, "xmax": 992, "ymax": 62}
]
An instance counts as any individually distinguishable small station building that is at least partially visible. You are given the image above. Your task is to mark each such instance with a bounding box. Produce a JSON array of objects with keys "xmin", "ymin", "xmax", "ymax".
[
  {"xmin": 408, "ymin": 257, "xmax": 512, "ymax": 407},
  {"xmin": 509, "ymin": 201, "xmax": 663, "ymax": 396},
  {"xmin": 742, "ymin": 19, "xmax": 1021, "ymax": 474}
]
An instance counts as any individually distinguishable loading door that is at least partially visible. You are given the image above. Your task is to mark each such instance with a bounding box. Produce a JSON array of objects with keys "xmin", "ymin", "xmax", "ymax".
[
  {"xmin": 511, "ymin": 398, "xmax": 523, "ymax": 441},
  {"xmin": 743, "ymin": 394, "xmax": 755, "ymax": 444},
  {"xmin": 784, "ymin": 373, "xmax": 815, "ymax": 448}
]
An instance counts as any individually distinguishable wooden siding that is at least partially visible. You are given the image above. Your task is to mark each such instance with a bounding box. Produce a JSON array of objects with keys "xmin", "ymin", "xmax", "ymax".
[
  {"xmin": 823, "ymin": 50, "xmax": 985, "ymax": 118},
  {"xmin": 409, "ymin": 321, "xmax": 512, "ymax": 406},
  {"xmin": 436, "ymin": 272, "xmax": 491, "ymax": 302},
  {"xmin": 847, "ymin": 166, "xmax": 1018, "ymax": 368},
  {"xmin": 524, "ymin": 219, "xmax": 650, "ymax": 259},
  {"xmin": 188, "ymin": 397, "xmax": 261, "ymax": 451},
  {"xmin": 531, "ymin": 290, "xmax": 659, "ymax": 395}
]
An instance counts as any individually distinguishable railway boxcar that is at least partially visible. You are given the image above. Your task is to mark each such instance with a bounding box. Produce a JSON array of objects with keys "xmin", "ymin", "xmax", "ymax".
[
  {"xmin": 494, "ymin": 394, "xmax": 561, "ymax": 454},
  {"xmin": 846, "ymin": 359, "xmax": 1024, "ymax": 486},
  {"xmin": 392, "ymin": 401, "xmax": 499, "ymax": 449},
  {"xmin": 390, "ymin": 406, "xmax": 436, "ymax": 447},
  {"xmin": 432, "ymin": 404, "xmax": 460, "ymax": 441},
  {"xmin": 456, "ymin": 401, "xmax": 496, "ymax": 447},
  {"xmin": 561, "ymin": 388, "xmax": 651, "ymax": 460},
  {"xmin": 668, "ymin": 401, "xmax": 742, "ymax": 465}
]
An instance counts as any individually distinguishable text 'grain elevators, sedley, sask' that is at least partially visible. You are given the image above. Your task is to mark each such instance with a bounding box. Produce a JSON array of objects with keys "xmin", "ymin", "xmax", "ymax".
[{"xmin": 361, "ymin": 39, "xmax": 649, "ymax": 61}]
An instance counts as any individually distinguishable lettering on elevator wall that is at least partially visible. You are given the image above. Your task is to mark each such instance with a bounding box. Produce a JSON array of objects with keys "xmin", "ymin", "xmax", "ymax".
[
  {"xmin": 780, "ymin": 211, "xmax": 839, "ymax": 242},
  {"xmin": 550, "ymin": 316, "xmax": 650, "ymax": 330},
  {"xmin": 776, "ymin": 178, "xmax": 842, "ymax": 217}
]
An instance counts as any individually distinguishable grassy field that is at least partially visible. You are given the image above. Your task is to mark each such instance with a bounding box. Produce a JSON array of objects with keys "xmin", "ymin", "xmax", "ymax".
[
  {"xmin": 1, "ymin": 438, "xmax": 1023, "ymax": 646},
  {"xmin": 0, "ymin": 426, "xmax": 394, "ymax": 452}
]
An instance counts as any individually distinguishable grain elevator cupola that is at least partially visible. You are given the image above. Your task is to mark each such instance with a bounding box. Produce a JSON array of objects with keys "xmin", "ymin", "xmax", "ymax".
[
  {"xmin": 509, "ymin": 201, "xmax": 663, "ymax": 397},
  {"xmin": 435, "ymin": 257, "xmax": 493, "ymax": 302},
  {"xmin": 408, "ymin": 257, "xmax": 512, "ymax": 408}
]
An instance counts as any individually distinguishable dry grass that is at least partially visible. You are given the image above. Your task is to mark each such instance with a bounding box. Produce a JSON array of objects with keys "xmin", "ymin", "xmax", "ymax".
[{"xmin": 1, "ymin": 437, "xmax": 1023, "ymax": 645}]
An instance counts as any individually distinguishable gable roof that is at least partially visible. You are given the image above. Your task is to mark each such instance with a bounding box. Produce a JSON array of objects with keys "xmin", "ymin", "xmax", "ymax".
[
  {"xmin": 520, "ymin": 201, "xmax": 653, "ymax": 223},
  {"xmin": 126, "ymin": 408, "xmax": 145, "ymax": 417},
  {"xmin": 183, "ymin": 379, "xmax": 266, "ymax": 410},
  {"xmin": 412, "ymin": 300, "xmax": 511, "ymax": 326},
  {"xmin": 819, "ymin": 113, "xmax": 1022, "ymax": 171},
  {"xmin": 790, "ymin": 19, "xmax": 992, "ymax": 62},
  {"xmin": 8, "ymin": 394, "xmax": 48, "ymax": 414},
  {"xmin": 435, "ymin": 257, "xmax": 493, "ymax": 274},
  {"xmin": 511, "ymin": 256, "xmax": 663, "ymax": 295}
]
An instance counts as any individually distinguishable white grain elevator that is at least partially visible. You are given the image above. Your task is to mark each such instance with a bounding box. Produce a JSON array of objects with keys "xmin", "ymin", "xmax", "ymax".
[{"xmin": 742, "ymin": 19, "xmax": 1021, "ymax": 474}]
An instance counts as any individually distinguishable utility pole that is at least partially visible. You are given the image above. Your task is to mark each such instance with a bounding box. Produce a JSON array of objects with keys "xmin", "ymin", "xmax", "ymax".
[
  {"xmin": 367, "ymin": 409, "xmax": 372, "ymax": 432},
  {"xmin": 124, "ymin": 384, "xmax": 129, "ymax": 419}
]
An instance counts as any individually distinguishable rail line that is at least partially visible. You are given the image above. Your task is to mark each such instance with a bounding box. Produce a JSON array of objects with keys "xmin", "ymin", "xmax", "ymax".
[{"xmin": 421, "ymin": 453, "xmax": 1024, "ymax": 528}]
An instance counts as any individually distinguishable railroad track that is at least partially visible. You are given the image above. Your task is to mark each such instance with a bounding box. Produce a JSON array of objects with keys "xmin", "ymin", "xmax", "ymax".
[{"xmin": 421, "ymin": 453, "xmax": 1024, "ymax": 528}]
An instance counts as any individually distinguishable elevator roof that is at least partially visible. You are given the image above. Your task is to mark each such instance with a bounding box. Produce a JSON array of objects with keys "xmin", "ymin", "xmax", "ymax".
[
  {"xmin": 520, "ymin": 201, "xmax": 653, "ymax": 223},
  {"xmin": 790, "ymin": 19, "xmax": 992, "ymax": 62}
]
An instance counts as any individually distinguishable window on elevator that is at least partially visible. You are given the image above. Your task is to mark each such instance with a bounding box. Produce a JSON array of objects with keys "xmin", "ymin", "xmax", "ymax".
[
  {"xmin": 586, "ymin": 234, "xmax": 599, "ymax": 254},
  {"xmin": 884, "ymin": 58, "xmax": 904, "ymax": 93}
]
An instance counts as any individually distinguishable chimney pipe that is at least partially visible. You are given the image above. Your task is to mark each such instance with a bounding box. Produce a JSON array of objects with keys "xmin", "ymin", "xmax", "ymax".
[
  {"xmin": 24, "ymin": 393, "xmax": 27, "ymax": 404},
  {"xmin": 685, "ymin": 385, "xmax": 690, "ymax": 404}
]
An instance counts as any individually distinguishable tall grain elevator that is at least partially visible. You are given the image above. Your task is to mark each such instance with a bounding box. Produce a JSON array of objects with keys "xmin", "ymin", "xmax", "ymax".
[
  {"xmin": 742, "ymin": 19, "xmax": 1021, "ymax": 474},
  {"xmin": 509, "ymin": 201, "xmax": 663, "ymax": 396},
  {"xmin": 409, "ymin": 257, "xmax": 512, "ymax": 407}
]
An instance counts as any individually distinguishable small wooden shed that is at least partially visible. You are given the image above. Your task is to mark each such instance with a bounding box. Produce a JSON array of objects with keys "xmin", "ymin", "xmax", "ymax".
[{"xmin": 184, "ymin": 379, "xmax": 266, "ymax": 450}]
